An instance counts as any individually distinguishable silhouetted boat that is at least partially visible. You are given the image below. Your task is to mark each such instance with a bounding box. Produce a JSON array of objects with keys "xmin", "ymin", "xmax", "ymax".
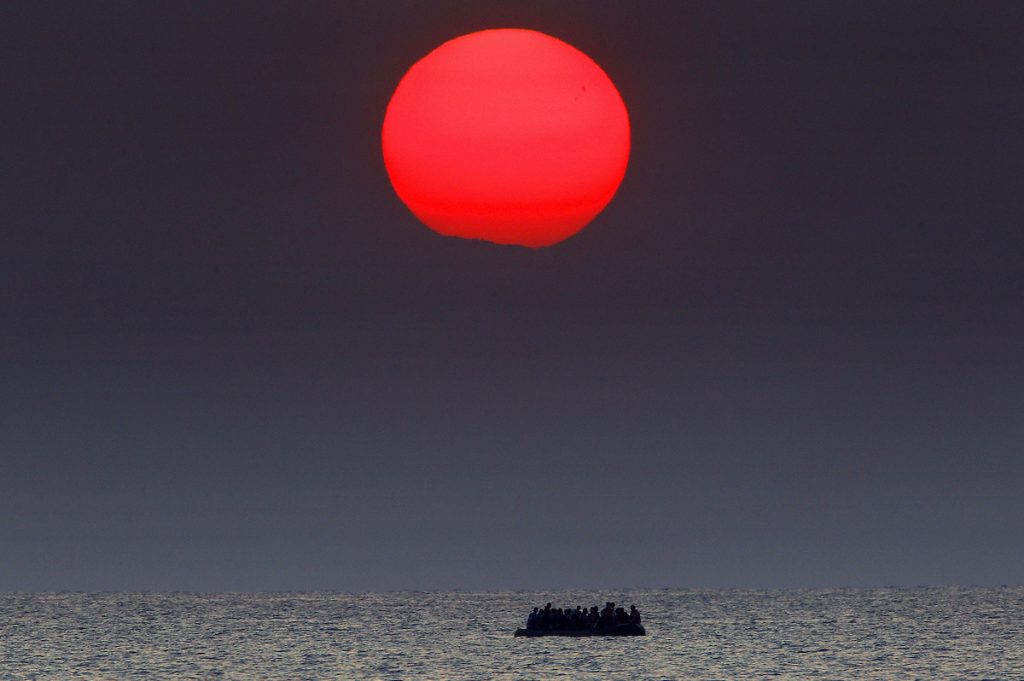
[{"xmin": 513, "ymin": 623, "xmax": 646, "ymax": 637}]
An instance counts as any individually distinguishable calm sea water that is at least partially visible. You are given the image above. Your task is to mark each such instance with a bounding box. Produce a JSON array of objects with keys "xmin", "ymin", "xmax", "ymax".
[{"xmin": 1, "ymin": 588, "xmax": 1022, "ymax": 679}]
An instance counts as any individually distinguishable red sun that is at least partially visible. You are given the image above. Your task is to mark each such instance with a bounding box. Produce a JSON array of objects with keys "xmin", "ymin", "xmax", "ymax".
[{"xmin": 382, "ymin": 29, "xmax": 630, "ymax": 248}]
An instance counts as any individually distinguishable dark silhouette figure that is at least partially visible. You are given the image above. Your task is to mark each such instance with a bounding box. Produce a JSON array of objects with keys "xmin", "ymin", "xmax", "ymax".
[
  {"xmin": 515, "ymin": 600, "xmax": 645, "ymax": 637},
  {"xmin": 516, "ymin": 600, "xmax": 646, "ymax": 636}
]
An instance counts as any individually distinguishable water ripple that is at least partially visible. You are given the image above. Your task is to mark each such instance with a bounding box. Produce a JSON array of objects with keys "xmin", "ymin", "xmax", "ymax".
[{"xmin": 0, "ymin": 588, "xmax": 1022, "ymax": 679}]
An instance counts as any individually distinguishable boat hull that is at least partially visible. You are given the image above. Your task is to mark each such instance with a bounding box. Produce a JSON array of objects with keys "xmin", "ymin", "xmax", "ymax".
[{"xmin": 514, "ymin": 624, "xmax": 645, "ymax": 637}]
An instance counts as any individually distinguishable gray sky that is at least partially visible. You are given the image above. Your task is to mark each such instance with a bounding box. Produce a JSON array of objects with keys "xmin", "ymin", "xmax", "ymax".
[{"xmin": 2, "ymin": 1, "xmax": 1022, "ymax": 590}]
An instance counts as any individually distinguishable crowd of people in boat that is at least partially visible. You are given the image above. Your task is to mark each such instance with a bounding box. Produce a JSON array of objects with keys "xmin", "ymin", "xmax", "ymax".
[{"xmin": 524, "ymin": 602, "xmax": 641, "ymax": 631}]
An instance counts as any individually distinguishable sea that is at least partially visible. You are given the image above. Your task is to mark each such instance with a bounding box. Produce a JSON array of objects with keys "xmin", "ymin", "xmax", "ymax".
[{"xmin": 1, "ymin": 588, "xmax": 1022, "ymax": 679}]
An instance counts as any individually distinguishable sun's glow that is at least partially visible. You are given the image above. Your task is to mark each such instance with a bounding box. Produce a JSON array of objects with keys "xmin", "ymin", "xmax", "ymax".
[{"xmin": 382, "ymin": 29, "xmax": 630, "ymax": 248}]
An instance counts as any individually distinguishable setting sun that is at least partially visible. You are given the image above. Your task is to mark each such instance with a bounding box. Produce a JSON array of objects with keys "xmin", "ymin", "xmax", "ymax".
[{"xmin": 382, "ymin": 29, "xmax": 630, "ymax": 248}]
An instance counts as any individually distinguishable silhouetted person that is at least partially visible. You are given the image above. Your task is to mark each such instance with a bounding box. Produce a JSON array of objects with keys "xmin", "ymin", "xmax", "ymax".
[
  {"xmin": 629, "ymin": 604, "xmax": 642, "ymax": 625},
  {"xmin": 615, "ymin": 606, "xmax": 628, "ymax": 624},
  {"xmin": 527, "ymin": 607, "xmax": 539, "ymax": 629}
]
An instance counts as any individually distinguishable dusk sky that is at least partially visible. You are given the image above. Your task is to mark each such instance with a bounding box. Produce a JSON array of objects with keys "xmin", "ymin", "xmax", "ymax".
[{"xmin": 3, "ymin": 1, "xmax": 1023, "ymax": 591}]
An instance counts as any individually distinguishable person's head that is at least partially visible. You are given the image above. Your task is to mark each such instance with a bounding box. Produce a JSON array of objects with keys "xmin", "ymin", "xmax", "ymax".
[
  {"xmin": 630, "ymin": 604, "xmax": 637, "ymax": 610},
  {"xmin": 532, "ymin": 607, "xmax": 538, "ymax": 613}
]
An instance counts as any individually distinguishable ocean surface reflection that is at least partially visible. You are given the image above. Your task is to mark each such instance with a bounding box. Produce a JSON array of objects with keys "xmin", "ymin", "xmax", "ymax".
[{"xmin": 2, "ymin": 588, "xmax": 1022, "ymax": 679}]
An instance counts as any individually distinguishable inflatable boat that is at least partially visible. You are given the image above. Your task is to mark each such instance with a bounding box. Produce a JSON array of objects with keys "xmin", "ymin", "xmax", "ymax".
[{"xmin": 514, "ymin": 623, "xmax": 646, "ymax": 637}]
